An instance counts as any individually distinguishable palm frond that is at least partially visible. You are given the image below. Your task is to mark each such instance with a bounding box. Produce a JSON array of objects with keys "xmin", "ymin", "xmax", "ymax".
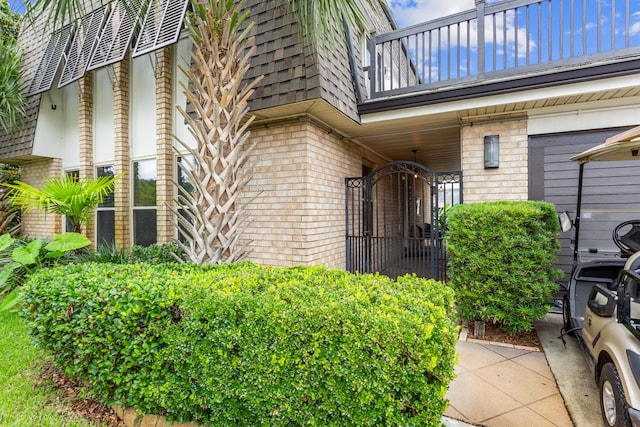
[
  {"xmin": 0, "ymin": 40, "xmax": 26, "ymax": 133},
  {"xmin": 280, "ymin": 0, "xmax": 373, "ymax": 47},
  {"xmin": 4, "ymin": 174, "xmax": 122, "ymax": 233}
]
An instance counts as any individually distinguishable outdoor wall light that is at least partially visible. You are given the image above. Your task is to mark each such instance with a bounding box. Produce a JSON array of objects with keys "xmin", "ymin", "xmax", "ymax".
[{"xmin": 484, "ymin": 135, "xmax": 500, "ymax": 168}]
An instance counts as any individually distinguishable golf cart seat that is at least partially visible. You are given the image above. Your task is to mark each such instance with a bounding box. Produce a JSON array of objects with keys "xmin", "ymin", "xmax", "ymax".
[{"xmin": 613, "ymin": 220, "xmax": 640, "ymax": 257}]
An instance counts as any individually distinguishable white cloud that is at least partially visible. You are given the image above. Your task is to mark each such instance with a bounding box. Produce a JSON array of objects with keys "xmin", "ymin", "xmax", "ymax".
[{"xmin": 389, "ymin": 0, "xmax": 475, "ymax": 29}]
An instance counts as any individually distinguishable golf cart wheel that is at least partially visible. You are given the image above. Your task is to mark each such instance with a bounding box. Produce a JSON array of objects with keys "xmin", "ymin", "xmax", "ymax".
[
  {"xmin": 562, "ymin": 293, "xmax": 573, "ymax": 336},
  {"xmin": 599, "ymin": 363, "xmax": 632, "ymax": 427}
]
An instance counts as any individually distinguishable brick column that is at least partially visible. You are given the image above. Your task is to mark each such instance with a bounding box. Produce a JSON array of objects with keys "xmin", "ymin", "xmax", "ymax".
[
  {"xmin": 155, "ymin": 46, "xmax": 175, "ymax": 244},
  {"xmin": 20, "ymin": 158, "xmax": 63, "ymax": 239},
  {"xmin": 113, "ymin": 60, "xmax": 131, "ymax": 248},
  {"xmin": 78, "ymin": 72, "xmax": 95, "ymax": 244},
  {"xmin": 461, "ymin": 114, "xmax": 529, "ymax": 202}
]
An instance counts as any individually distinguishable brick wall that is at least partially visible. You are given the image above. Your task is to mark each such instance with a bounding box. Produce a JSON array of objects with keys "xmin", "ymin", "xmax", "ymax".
[
  {"xmin": 113, "ymin": 60, "xmax": 131, "ymax": 248},
  {"xmin": 242, "ymin": 120, "xmax": 385, "ymax": 269},
  {"xmin": 155, "ymin": 46, "xmax": 175, "ymax": 244},
  {"xmin": 461, "ymin": 115, "xmax": 529, "ymax": 202},
  {"xmin": 78, "ymin": 73, "xmax": 95, "ymax": 244},
  {"xmin": 19, "ymin": 158, "xmax": 63, "ymax": 238}
]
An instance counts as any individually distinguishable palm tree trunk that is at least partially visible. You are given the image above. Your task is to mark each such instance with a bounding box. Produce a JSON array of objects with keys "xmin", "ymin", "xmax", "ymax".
[{"xmin": 173, "ymin": 0, "xmax": 262, "ymax": 264}]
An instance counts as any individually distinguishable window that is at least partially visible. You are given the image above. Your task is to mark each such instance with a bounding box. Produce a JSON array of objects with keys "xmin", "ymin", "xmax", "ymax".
[
  {"xmin": 65, "ymin": 170, "xmax": 79, "ymax": 232},
  {"xmin": 176, "ymin": 156, "xmax": 195, "ymax": 242},
  {"xmin": 133, "ymin": 159, "xmax": 157, "ymax": 246},
  {"xmin": 96, "ymin": 165, "xmax": 115, "ymax": 247}
]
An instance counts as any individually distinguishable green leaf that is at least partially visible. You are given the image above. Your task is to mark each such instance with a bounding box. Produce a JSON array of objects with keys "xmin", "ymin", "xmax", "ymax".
[
  {"xmin": 44, "ymin": 251, "xmax": 66, "ymax": 259},
  {"xmin": 12, "ymin": 240, "xmax": 43, "ymax": 266},
  {"xmin": 0, "ymin": 287, "xmax": 22, "ymax": 312},
  {"xmin": 0, "ymin": 233, "xmax": 15, "ymax": 252},
  {"xmin": 0, "ymin": 262, "xmax": 19, "ymax": 288},
  {"xmin": 45, "ymin": 232, "xmax": 91, "ymax": 252}
]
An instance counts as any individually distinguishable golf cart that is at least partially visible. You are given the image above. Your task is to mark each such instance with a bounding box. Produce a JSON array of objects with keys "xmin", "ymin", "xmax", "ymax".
[{"xmin": 563, "ymin": 125, "xmax": 640, "ymax": 427}]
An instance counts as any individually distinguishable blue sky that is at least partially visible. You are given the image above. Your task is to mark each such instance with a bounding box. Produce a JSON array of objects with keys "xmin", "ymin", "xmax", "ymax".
[
  {"xmin": 389, "ymin": 0, "xmax": 475, "ymax": 28},
  {"xmin": 9, "ymin": 0, "xmax": 27, "ymax": 14}
]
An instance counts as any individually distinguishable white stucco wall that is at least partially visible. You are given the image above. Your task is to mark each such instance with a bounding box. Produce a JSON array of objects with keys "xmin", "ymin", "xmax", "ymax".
[
  {"xmin": 32, "ymin": 84, "xmax": 79, "ymax": 167},
  {"xmin": 94, "ymin": 68, "xmax": 114, "ymax": 164},
  {"xmin": 130, "ymin": 55, "xmax": 156, "ymax": 159}
]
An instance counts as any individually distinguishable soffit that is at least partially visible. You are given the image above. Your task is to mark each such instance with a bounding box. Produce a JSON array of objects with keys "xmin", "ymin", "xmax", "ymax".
[{"xmin": 251, "ymin": 99, "xmax": 462, "ymax": 172}]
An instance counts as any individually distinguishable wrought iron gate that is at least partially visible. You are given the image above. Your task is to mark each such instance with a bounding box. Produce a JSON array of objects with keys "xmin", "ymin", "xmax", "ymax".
[{"xmin": 345, "ymin": 161, "xmax": 462, "ymax": 281}]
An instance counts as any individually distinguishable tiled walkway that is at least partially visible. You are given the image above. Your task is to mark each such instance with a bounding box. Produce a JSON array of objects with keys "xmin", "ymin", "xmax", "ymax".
[{"xmin": 445, "ymin": 338, "xmax": 573, "ymax": 427}]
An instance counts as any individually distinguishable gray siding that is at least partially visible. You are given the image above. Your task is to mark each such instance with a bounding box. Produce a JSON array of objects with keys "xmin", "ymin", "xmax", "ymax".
[{"xmin": 529, "ymin": 127, "xmax": 640, "ymax": 282}]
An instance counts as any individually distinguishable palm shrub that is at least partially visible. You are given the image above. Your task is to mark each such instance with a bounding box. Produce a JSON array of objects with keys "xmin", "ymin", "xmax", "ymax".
[
  {"xmin": 4, "ymin": 173, "xmax": 121, "ymax": 233},
  {"xmin": 446, "ymin": 201, "xmax": 563, "ymax": 333}
]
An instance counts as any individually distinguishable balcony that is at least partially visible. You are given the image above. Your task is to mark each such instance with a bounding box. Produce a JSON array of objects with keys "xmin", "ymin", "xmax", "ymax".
[{"xmin": 363, "ymin": 0, "xmax": 640, "ymax": 102}]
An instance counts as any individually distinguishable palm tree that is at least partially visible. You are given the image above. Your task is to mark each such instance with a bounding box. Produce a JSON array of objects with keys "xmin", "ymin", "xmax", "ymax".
[
  {"xmin": 4, "ymin": 174, "xmax": 121, "ymax": 233},
  {"xmin": 170, "ymin": 0, "xmax": 260, "ymax": 263}
]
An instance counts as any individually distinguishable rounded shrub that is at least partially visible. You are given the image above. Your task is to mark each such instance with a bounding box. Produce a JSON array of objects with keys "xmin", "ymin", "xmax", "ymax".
[
  {"xmin": 446, "ymin": 201, "xmax": 563, "ymax": 333},
  {"xmin": 22, "ymin": 262, "xmax": 457, "ymax": 426}
]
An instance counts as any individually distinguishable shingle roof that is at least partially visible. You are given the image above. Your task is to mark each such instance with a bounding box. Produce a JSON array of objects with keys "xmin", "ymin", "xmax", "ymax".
[
  {"xmin": 243, "ymin": 0, "xmax": 396, "ymax": 123},
  {"xmin": 0, "ymin": 95, "xmax": 42, "ymax": 162}
]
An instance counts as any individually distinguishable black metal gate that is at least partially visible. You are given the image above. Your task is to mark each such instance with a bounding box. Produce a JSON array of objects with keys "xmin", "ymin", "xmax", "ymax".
[{"xmin": 345, "ymin": 161, "xmax": 462, "ymax": 281}]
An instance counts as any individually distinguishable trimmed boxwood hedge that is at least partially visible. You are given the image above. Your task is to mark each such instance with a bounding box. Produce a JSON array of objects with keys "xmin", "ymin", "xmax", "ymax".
[
  {"xmin": 22, "ymin": 262, "xmax": 457, "ymax": 426},
  {"xmin": 446, "ymin": 201, "xmax": 563, "ymax": 333}
]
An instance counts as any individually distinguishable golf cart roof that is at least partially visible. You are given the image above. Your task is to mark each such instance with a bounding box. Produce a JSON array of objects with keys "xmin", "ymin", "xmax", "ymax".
[{"xmin": 570, "ymin": 125, "xmax": 640, "ymax": 163}]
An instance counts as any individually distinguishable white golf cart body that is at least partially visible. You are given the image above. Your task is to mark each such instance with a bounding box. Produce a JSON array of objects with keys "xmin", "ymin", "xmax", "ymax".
[{"xmin": 569, "ymin": 125, "xmax": 640, "ymax": 427}]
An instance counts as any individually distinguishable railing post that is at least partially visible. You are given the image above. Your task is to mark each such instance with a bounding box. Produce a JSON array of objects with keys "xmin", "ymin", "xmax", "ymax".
[
  {"xmin": 475, "ymin": 0, "xmax": 485, "ymax": 77},
  {"xmin": 367, "ymin": 33, "xmax": 376, "ymax": 99}
]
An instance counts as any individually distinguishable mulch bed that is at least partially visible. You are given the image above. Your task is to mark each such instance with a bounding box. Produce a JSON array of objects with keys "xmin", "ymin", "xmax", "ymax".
[
  {"xmin": 38, "ymin": 360, "xmax": 125, "ymax": 427},
  {"xmin": 468, "ymin": 321, "xmax": 542, "ymax": 349}
]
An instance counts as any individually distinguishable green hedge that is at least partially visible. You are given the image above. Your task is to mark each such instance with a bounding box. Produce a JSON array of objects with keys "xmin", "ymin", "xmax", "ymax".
[
  {"xmin": 446, "ymin": 201, "xmax": 563, "ymax": 333},
  {"xmin": 22, "ymin": 262, "xmax": 457, "ymax": 426}
]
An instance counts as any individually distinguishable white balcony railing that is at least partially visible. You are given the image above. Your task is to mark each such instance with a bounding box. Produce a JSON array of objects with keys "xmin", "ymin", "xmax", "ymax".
[{"xmin": 365, "ymin": 0, "xmax": 640, "ymax": 99}]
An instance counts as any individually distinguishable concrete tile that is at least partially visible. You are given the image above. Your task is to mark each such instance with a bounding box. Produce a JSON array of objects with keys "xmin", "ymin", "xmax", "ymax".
[
  {"xmin": 474, "ymin": 359, "xmax": 558, "ymax": 405},
  {"xmin": 528, "ymin": 395, "xmax": 574, "ymax": 427},
  {"xmin": 513, "ymin": 351, "xmax": 555, "ymax": 380},
  {"xmin": 482, "ymin": 343, "xmax": 534, "ymax": 360},
  {"xmin": 445, "ymin": 371, "xmax": 521, "ymax": 423},
  {"xmin": 454, "ymin": 362, "xmax": 469, "ymax": 376},
  {"xmin": 485, "ymin": 406, "xmax": 558, "ymax": 427},
  {"xmin": 444, "ymin": 405, "xmax": 465, "ymax": 420},
  {"xmin": 456, "ymin": 341, "xmax": 506, "ymax": 371}
]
